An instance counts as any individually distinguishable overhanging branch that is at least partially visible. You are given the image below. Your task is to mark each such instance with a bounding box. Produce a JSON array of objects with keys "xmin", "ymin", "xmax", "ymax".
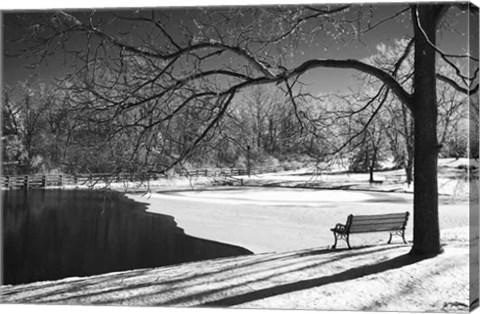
[{"xmin": 285, "ymin": 59, "xmax": 413, "ymax": 110}]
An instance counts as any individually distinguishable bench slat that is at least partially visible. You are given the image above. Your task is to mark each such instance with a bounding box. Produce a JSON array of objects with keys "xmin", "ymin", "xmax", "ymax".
[
  {"xmin": 350, "ymin": 228, "xmax": 403, "ymax": 233},
  {"xmin": 350, "ymin": 228, "xmax": 402, "ymax": 234},
  {"xmin": 350, "ymin": 218, "xmax": 407, "ymax": 225},
  {"xmin": 348, "ymin": 224, "xmax": 403, "ymax": 233},
  {"xmin": 350, "ymin": 213, "xmax": 408, "ymax": 220},
  {"xmin": 350, "ymin": 223, "xmax": 405, "ymax": 233}
]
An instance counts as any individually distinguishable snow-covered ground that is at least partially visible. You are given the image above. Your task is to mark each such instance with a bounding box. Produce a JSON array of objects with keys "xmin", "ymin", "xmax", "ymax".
[
  {"xmin": 238, "ymin": 158, "xmax": 476, "ymax": 200},
  {"xmin": 125, "ymin": 187, "xmax": 468, "ymax": 254},
  {"xmin": 0, "ymin": 235, "xmax": 473, "ymax": 312},
  {"xmin": 0, "ymin": 158, "xmax": 477, "ymax": 312}
]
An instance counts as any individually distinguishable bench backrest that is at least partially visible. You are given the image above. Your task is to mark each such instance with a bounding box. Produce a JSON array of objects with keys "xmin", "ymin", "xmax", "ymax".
[{"xmin": 346, "ymin": 212, "xmax": 409, "ymax": 234}]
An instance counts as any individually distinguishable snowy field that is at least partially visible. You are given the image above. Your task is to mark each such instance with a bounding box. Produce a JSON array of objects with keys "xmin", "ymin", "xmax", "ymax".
[
  {"xmin": 0, "ymin": 158, "xmax": 477, "ymax": 312},
  {"xmin": 127, "ymin": 187, "xmax": 468, "ymax": 254}
]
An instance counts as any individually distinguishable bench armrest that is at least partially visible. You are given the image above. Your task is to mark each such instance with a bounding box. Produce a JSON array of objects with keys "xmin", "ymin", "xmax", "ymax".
[{"xmin": 331, "ymin": 223, "xmax": 347, "ymax": 233}]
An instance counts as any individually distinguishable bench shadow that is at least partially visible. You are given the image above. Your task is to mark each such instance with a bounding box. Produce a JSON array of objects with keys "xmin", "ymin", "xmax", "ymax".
[{"xmin": 200, "ymin": 252, "xmax": 431, "ymax": 307}]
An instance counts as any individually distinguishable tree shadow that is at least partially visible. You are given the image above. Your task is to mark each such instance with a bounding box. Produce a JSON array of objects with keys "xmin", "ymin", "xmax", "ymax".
[
  {"xmin": 151, "ymin": 246, "xmax": 403, "ymax": 307},
  {"xmin": 154, "ymin": 187, "xmax": 247, "ymax": 195},
  {"xmin": 199, "ymin": 252, "xmax": 432, "ymax": 307},
  {"xmin": 31, "ymin": 245, "xmax": 397, "ymax": 305}
]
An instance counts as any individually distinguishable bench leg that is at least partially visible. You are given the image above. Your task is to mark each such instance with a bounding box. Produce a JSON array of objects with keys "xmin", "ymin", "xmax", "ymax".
[
  {"xmin": 332, "ymin": 232, "xmax": 351, "ymax": 249},
  {"xmin": 401, "ymin": 230, "xmax": 407, "ymax": 244},
  {"xmin": 332, "ymin": 232, "xmax": 338, "ymax": 249},
  {"xmin": 388, "ymin": 230, "xmax": 408, "ymax": 244}
]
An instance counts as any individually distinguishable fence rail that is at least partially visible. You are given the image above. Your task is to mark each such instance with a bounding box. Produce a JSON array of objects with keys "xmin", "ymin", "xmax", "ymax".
[
  {"xmin": 175, "ymin": 166, "xmax": 280, "ymax": 177},
  {"xmin": 2, "ymin": 174, "xmax": 108, "ymax": 189},
  {"xmin": 1, "ymin": 167, "xmax": 282, "ymax": 189}
]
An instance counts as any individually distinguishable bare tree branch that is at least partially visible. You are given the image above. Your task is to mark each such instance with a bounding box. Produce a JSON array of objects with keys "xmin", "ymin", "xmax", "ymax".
[
  {"xmin": 436, "ymin": 73, "xmax": 479, "ymax": 95},
  {"xmin": 286, "ymin": 58, "xmax": 413, "ymax": 110},
  {"xmin": 332, "ymin": 89, "xmax": 390, "ymax": 154}
]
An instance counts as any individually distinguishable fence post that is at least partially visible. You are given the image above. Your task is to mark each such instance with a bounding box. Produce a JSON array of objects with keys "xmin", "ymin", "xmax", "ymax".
[
  {"xmin": 24, "ymin": 175, "xmax": 29, "ymax": 190},
  {"xmin": 5, "ymin": 176, "xmax": 9, "ymax": 189},
  {"xmin": 59, "ymin": 175, "xmax": 63, "ymax": 186},
  {"xmin": 42, "ymin": 175, "xmax": 47, "ymax": 187},
  {"xmin": 74, "ymin": 175, "xmax": 78, "ymax": 186}
]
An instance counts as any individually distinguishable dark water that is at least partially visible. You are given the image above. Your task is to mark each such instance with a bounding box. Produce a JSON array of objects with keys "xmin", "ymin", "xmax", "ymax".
[{"xmin": 2, "ymin": 189, "xmax": 252, "ymax": 285}]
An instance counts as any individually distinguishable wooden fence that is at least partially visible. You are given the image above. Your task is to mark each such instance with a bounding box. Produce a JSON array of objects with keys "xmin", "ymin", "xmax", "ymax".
[
  {"xmin": 166, "ymin": 166, "xmax": 281, "ymax": 178},
  {"xmin": 1, "ymin": 173, "xmax": 125, "ymax": 189},
  {"xmin": 1, "ymin": 166, "xmax": 282, "ymax": 189}
]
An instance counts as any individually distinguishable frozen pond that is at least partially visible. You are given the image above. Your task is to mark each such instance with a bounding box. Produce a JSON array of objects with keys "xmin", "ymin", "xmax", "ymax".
[
  {"xmin": 129, "ymin": 187, "xmax": 415, "ymax": 254},
  {"xmin": 129, "ymin": 187, "xmax": 468, "ymax": 254}
]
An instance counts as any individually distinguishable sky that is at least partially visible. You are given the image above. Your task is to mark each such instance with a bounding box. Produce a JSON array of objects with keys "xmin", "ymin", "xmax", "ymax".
[{"xmin": 0, "ymin": 1, "xmax": 476, "ymax": 95}]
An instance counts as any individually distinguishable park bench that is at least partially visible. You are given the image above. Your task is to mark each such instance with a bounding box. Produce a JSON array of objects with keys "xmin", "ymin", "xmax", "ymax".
[{"xmin": 330, "ymin": 212, "xmax": 410, "ymax": 249}]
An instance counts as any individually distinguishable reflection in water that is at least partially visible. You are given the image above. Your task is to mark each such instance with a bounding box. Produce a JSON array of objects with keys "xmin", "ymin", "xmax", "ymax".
[{"xmin": 2, "ymin": 189, "xmax": 252, "ymax": 285}]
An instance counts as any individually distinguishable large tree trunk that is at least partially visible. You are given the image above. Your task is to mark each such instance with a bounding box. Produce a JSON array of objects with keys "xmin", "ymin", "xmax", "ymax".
[{"xmin": 410, "ymin": 5, "xmax": 446, "ymax": 255}]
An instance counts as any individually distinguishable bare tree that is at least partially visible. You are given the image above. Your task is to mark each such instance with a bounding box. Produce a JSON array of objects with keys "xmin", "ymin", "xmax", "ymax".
[
  {"xmin": 352, "ymin": 39, "xmax": 470, "ymax": 186},
  {"xmin": 4, "ymin": 3, "xmax": 478, "ymax": 255},
  {"xmin": 2, "ymin": 79, "xmax": 57, "ymax": 173}
]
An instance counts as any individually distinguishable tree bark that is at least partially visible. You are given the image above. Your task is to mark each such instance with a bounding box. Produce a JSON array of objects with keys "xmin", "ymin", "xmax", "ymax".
[{"xmin": 410, "ymin": 4, "xmax": 445, "ymax": 255}]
